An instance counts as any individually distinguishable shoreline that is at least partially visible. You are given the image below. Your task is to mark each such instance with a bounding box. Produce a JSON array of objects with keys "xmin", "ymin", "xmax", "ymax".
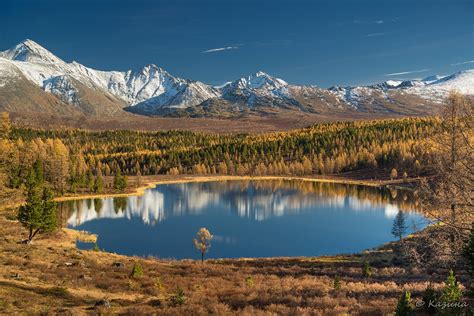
[{"xmin": 54, "ymin": 174, "xmax": 417, "ymax": 202}]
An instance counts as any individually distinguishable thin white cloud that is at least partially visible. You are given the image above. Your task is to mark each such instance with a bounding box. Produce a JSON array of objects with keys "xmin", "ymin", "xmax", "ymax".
[
  {"xmin": 385, "ymin": 69, "xmax": 430, "ymax": 76},
  {"xmin": 201, "ymin": 46, "xmax": 239, "ymax": 53},
  {"xmin": 366, "ymin": 32, "xmax": 386, "ymax": 37},
  {"xmin": 375, "ymin": 20, "xmax": 384, "ymax": 24},
  {"xmin": 451, "ymin": 60, "xmax": 474, "ymax": 66}
]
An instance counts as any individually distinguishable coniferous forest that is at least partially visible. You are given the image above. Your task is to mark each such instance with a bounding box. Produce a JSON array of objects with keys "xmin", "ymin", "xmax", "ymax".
[{"xmin": 1, "ymin": 116, "xmax": 436, "ymax": 197}]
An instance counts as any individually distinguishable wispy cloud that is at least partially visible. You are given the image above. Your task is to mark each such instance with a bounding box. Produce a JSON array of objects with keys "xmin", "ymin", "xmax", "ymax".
[
  {"xmin": 385, "ymin": 69, "xmax": 430, "ymax": 76},
  {"xmin": 451, "ymin": 60, "xmax": 474, "ymax": 66},
  {"xmin": 366, "ymin": 32, "xmax": 387, "ymax": 37},
  {"xmin": 201, "ymin": 46, "xmax": 239, "ymax": 53},
  {"xmin": 375, "ymin": 20, "xmax": 384, "ymax": 24}
]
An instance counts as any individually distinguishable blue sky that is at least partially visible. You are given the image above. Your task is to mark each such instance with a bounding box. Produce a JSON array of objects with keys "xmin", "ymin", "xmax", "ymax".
[{"xmin": 1, "ymin": 0, "xmax": 473, "ymax": 87}]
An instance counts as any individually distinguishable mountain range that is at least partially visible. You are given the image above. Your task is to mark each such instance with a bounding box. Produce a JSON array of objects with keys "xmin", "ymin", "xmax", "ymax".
[{"xmin": 1, "ymin": 39, "xmax": 473, "ymax": 118}]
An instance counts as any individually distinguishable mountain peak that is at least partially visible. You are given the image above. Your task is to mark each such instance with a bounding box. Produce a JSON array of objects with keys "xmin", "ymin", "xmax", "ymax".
[
  {"xmin": 235, "ymin": 71, "xmax": 287, "ymax": 90},
  {"xmin": 1, "ymin": 39, "xmax": 64, "ymax": 64},
  {"xmin": 252, "ymin": 70, "xmax": 268, "ymax": 77}
]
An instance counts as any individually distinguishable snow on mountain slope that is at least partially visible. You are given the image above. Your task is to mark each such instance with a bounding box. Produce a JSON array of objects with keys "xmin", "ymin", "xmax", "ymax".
[
  {"xmin": 0, "ymin": 39, "xmax": 219, "ymax": 111},
  {"xmin": 1, "ymin": 39, "xmax": 473, "ymax": 117},
  {"xmin": 43, "ymin": 75, "xmax": 79, "ymax": 104},
  {"xmin": 221, "ymin": 71, "xmax": 295, "ymax": 107},
  {"xmin": 126, "ymin": 81, "xmax": 221, "ymax": 115},
  {"xmin": 422, "ymin": 75, "xmax": 446, "ymax": 83},
  {"xmin": 404, "ymin": 70, "xmax": 474, "ymax": 102},
  {"xmin": 0, "ymin": 39, "xmax": 64, "ymax": 65},
  {"xmin": 328, "ymin": 70, "xmax": 474, "ymax": 109},
  {"xmin": 0, "ymin": 57, "xmax": 21, "ymax": 88}
]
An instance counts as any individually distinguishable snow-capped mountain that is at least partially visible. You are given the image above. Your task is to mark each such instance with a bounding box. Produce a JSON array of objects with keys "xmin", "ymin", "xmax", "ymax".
[
  {"xmin": 0, "ymin": 39, "xmax": 473, "ymax": 117},
  {"xmin": 0, "ymin": 39, "xmax": 219, "ymax": 113},
  {"xmin": 220, "ymin": 71, "xmax": 297, "ymax": 108},
  {"xmin": 327, "ymin": 70, "xmax": 474, "ymax": 111}
]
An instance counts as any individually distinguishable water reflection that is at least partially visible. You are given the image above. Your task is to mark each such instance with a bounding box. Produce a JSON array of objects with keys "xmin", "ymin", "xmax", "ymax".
[{"xmin": 62, "ymin": 180, "xmax": 418, "ymax": 227}]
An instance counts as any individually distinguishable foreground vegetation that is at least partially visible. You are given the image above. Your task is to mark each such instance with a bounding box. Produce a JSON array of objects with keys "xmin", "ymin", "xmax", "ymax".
[{"xmin": 0, "ymin": 208, "xmax": 467, "ymax": 314}]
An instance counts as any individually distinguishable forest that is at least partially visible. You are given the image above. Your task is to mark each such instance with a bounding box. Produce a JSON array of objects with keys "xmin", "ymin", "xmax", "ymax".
[{"xmin": 0, "ymin": 115, "xmax": 436, "ymax": 197}]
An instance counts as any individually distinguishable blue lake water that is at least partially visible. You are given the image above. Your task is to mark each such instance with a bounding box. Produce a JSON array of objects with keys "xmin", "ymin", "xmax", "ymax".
[{"xmin": 61, "ymin": 180, "xmax": 426, "ymax": 259}]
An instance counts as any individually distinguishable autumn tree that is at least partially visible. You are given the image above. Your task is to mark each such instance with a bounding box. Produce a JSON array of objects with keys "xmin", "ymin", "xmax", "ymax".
[
  {"xmin": 418, "ymin": 92, "xmax": 473, "ymax": 260},
  {"xmin": 44, "ymin": 139, "xmax": 70, "ymax": 193},
  {"xmin": 390, "ymin": 168, "xmax": 398, "ymax": 180},
  {"xmin": 193, "ymin": 227, "xmax": 213, "ymax": 262},
  {"xmin": 136, "ymin": 169, "xmax": 142, "ymax": 188},
  {"xmin": 0, "ymin": 112, "xmax": 11, "ymax": 139}
]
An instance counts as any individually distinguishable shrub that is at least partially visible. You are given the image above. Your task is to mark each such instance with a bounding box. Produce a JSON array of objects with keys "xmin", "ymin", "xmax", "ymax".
[
  {"xmin": 362, "ymin": 261, "xmax": 372, "ymax": 278},
  {"xmin": 45, "ymin": 287, "xmax": 69, "ymax": 299},
  {"xmin": 92, "ymin": 243, "xmax": 100, "ymax": 252},
  {"xmin": 245, "ymin": 276, "xmax": 254, "ymax": 286},
  {"xmin": 154, "ymin": 277, "xmax": 165, "ymax": 292},
  {"xmin": 170, "ymin": 286, "xmax": 186, "ymax": 306},
  {"xmin": 130, "ymin": 263, "xmax": 144, "ymax": 278},
  {"xmin": 333, "ymin": 275, "xmax": 341, "ymax": 291}
]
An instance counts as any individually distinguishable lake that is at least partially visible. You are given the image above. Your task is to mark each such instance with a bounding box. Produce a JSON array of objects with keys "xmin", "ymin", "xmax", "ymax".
[{"xmin": 60, "ymin": 180, "xmax": 427, "ymax": 259}]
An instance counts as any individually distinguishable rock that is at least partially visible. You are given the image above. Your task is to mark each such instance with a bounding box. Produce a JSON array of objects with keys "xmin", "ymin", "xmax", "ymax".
[
  {"xmin": 112, "ymin": 261, "xmax": 125, "ymax": 268},
  {"xmin": 94, "ymin": 299, "xmax": 111, "ymax": 309},
  {"xmin": 64, "ymin": 262, "xmax": 74, "ymax": 266}
]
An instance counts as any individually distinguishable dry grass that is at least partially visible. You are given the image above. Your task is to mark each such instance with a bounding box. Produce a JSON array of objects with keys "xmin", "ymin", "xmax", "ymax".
[
  {"xmin": 0, "ymin": 205, "xmax": 465, "ymax": 315},
  {"xmin": 8, "ymin": 109, "xmax": 411, "ymax": 134}
]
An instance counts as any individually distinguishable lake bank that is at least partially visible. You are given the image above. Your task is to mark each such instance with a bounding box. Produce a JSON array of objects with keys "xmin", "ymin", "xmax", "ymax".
[{"xmin": 55, "ymin": 173, "xmax": 420, "ymax": 203}]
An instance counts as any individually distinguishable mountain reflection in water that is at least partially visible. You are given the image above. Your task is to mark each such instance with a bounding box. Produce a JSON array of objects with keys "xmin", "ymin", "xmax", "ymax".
[{"xmin": 62, "ymin": 180, "xmax": 418, "ymax": 227}]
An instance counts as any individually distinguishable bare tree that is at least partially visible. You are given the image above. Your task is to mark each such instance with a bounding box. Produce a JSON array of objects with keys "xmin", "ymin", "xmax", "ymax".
[{"xmin": 418, "ymin": 91, "xmax": 473, "ymax": 261}]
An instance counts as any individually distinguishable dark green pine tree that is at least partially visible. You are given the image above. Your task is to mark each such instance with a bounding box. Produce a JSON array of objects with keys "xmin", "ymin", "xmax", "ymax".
[
  {"xmin": 113, "ymin": 169, "xmax": 127, "ymax": 191},
  {"xmin": 441, "ymin": 270, "xmax": 462, "ymax": 306},
  {"xmin": 93, "ymin": 175, "xmax": 104, "ymax": 193},
  {"xmin": 32, "ymin": 160, "xmax": 44, "ymax": 185},
  {"xmin": 421, "ymin": 282, "xmax": 438, "ymax": 315},
  {"xmin": 394, "ymin": 291, "xmax": 413, "ymax": 316},
  {"xmin": 392, "ymin": 210, "xmax": 408, "ymax": 242},
  {"xmin": 17, "ymin": 169, "xmax": 57, "ymax": 243}
]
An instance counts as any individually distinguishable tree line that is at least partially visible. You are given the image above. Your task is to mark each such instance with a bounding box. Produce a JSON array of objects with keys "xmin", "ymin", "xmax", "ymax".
[{"xmin": 1, "ymin": 115, "xmax": 438, "ymax": 196}]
